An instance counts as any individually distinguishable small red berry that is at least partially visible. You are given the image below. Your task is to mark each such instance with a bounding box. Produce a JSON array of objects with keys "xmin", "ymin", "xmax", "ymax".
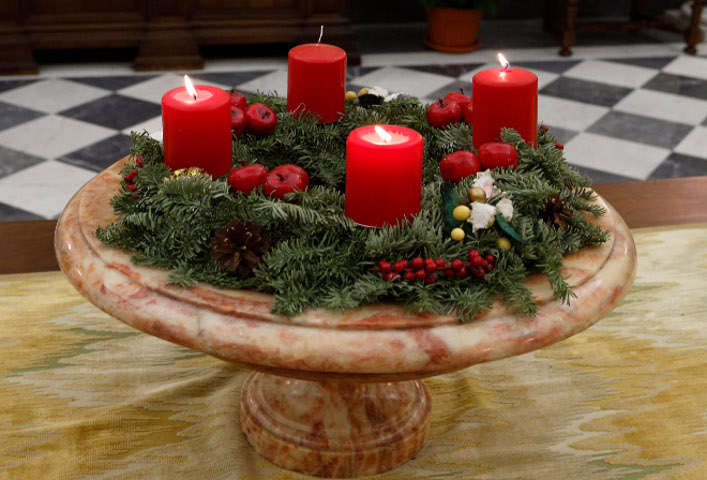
[
  {"xmin": 471, "ymin": 256, "xmax": 485, "ymax": 267},
  {"xmin": 394, "ymin": 259, "xmax": 408, "ymax": 272},
  {"xmin": 485, "ymin": 254, "xmax": 495, "ymax": 263},
  {"xmin": 540, "ymin": 124, "xmax": 549, "ymax": 132},
  {"xmin": 404, "ymin": 271, "xmax": 416, "ymax": 282},
  {"xmin": 130, "ymin": 193, "xmax": 139, "ymax": 200},
  {"xmin": 383, "ymin": 272, "xmax": 397, "ymax": 282},
  {"xmin": 411, "ymin": 257, "xmax": 424, "ymax": 269},
  {"xmin": 135, "ymin": 156, "xmax": 144, "ymax": 167},
  {"xmin": 378, "ymin": 260, "xmax": 392, "ymax": 273},
  {"xmin": 468, "ymin": 249, "xmax": 480, "ymax": 260},
  {"xmin": 425, "ymin": 262, "xmax": 437, "ymax": 273},
  {"xmin": 425, "ymin": 274, "xmax": 436, "ymax": 285},
  {"xmin": 416, "ymin": 269, "xmax": 427, "ymax": 280},
  {"xmin": 127, "ymin": 183, "xmax": 136, "ymax": 191},
  {"xmin": 486, "ymin": 263, "xmax": 494, "ymax": 271},
  {"xmin": 451, "ymin": 259, "xmax": 464, "ymax": 271},
  {"xmin": 471, "ymin": 267, "xmax": 485, "ymax": 278},
  {"xmin": 444, "ymin": 268, "xmax": 454, "ymax": 277},
  {"xmin": 124, "ymin": 169, "xmax": 138, "ymax": 183},
  {"xmin": 455, "ymin": 267, "xmax": 467, "ymax": 278},
  {"xmin": 555, "ymin": 141, "xmax": 564, "ymax": 150},
  {"xmin": 435, "ymin": 257, "xmax": 445, "ymax": 267}
]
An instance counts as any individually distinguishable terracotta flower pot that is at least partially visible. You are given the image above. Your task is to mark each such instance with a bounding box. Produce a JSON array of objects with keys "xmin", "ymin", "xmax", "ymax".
[{"xmin": 424, "ymin": 6, "xmax": 482, "ymax": 53}]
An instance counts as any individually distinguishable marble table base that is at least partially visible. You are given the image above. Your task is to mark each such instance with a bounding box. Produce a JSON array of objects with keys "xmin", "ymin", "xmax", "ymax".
[{"xmin": 240, "ymin": 373, "xmax": 432, "ymax": 477}]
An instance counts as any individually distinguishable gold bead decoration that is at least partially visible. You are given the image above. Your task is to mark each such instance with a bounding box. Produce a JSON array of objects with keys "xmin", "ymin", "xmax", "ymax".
[
  {"xmin": 497, "ymin": 237, "xmax": 511, "ymax": 250},
  {"xmin": 452, "ymin": 205, "xmax": 471, "ymax": 221},
  {"xmin": 357, "ymin": 87, "xmax": 369, "ymax": 96},
  {"xmin": 345, "ymin": 91, "xmax": 357, "ymax": 101},
  {"xmin": 486, "ymin": 215, "xmax": 495, "ymax": 228},
  {"xmin": 171, "ymin": 167, "xmax": 209, "ymax": 179},
  {"xmin": 451, "ymin": 228, "xmax": 466, "ymax": 241},
  {"xmin": 468, "ymin": 187, "xmax": 486, "ymax": 203}
]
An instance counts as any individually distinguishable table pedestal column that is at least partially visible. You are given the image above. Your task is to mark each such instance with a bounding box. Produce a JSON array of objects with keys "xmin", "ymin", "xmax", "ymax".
[{"xmin": 240, "ymin": 372, "xmax": 431, "ymax": 478}]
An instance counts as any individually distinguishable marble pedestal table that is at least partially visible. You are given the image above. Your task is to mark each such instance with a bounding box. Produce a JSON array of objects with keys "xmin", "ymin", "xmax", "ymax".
[{"xmin": 55, "ymin": 159, "xmax": 637, "ymax": 478}]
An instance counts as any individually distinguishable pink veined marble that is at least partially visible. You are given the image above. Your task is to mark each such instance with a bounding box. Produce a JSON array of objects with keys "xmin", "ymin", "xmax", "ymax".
[{"xmin": 55, "ymin": 158, "xmax": 637, "ymax": 478}]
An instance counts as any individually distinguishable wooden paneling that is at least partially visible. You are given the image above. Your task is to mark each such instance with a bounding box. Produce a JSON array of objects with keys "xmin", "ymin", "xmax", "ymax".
[
  {"xmin": 593, "ymin": 176, "xmax": 707, "ymax": 229},
  {"xmin": 0, "ymin": 0, "xmax": 358, "ymax": 74}
]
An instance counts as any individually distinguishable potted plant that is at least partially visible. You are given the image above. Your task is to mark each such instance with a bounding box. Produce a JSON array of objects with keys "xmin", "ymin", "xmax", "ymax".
[{"xmin": 421, "ymin": 0, "xmax": 498, "ymax": 53}]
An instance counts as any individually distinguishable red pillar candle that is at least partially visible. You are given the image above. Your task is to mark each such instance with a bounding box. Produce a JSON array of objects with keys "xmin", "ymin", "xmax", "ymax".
[
  {"xmin": 472, "ymin": 54, "xmax": 538, "ymax": 149},
  {"xmin": 162, "ymin": 77, "xmax": 232, "ymax": 178},
  {"xmin": 287, "ymin": 43, "xmax": 346, "ymax": 123},
  {"xmin": 345, "ymin": 125, "xmax": 424, "ymax": 228}
]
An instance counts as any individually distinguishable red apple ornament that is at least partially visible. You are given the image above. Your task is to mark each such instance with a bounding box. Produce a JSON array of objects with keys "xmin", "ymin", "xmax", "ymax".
[
  {"xmin": 263, "ymin": 164, "xmax": 309, "ymax": 200},
  {"xmin": 228, "ymin": 89, "xmax": 247, "ymax": 110},
  {"xmin": 439, "ymin": 150, "xmax": 482, "ymax": 184},
  {"xmin": 478, "ymin": 142, "xmax": 519, "ymax": 170},
  {"xmin": 244, "ymin": 103, "xmax": 277, "ymax": 137},
  {"xmin": 426, "ymin": 99, "xmax": 462, "ymax": 128},
  {"xmin": 444, "ymin": 91, "xmax": 471, "ymax": 110},
  {"xmin": 462, "ymin": 102, "xmax": 473, "ymax": 124},
  {"xmin": 228, "ymin": 164, "xmax": 269, "ymax": 195},
  {"xmin": 230, "ymin": 106, "xmax": 246, "ymax": 136}
]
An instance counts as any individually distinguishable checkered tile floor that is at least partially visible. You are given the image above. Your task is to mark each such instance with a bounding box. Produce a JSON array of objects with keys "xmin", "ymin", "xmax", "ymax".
[{"xmin": 0, "ymin": 42, "xmax": 706, "ymax": 222}]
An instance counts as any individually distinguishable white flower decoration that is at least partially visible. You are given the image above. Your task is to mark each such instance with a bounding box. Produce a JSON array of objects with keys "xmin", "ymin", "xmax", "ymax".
[
  {"xmin": 384, "ymin": 92, "xmax": 403, "ymax": 102},
  {"xmin": 496, "ymin": 197, "xmax": 514, "ymax": 221},
  {"xmin": 472, "ymin": 171, "xmax": 501, "ymax": 199},
  {"xmin": 468, "ymin": 202, "xmax": 497, "ymax": 232},
  {"xmin": 367, "ymin": 86, "xmax": 389, "ymax": 98}
]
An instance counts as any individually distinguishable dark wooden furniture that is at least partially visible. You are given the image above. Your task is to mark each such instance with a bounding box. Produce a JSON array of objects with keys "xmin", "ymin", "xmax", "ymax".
[
  {"xmin": 0, "ymin": 0, "xmax": 359, "ymax": 75},
  {"xmin": 544, "ymin": 0, "xmax": 704, "ymax": 56},
  {"xmin": 1, "ymin": 176, "xmax": 706, "ymax": 275}
]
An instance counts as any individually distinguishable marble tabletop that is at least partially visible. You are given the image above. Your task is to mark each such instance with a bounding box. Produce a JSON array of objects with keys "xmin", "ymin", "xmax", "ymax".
[{"xmin": 55, "ymin": 159, "xmax": 637, "ymax": 382}]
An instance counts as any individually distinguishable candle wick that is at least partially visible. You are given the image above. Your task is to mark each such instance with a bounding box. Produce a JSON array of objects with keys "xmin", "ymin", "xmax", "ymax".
[
  {"xmin": 317, "ymin": 25, "xmax": 323, "ymax": 46},
  {"xmin": 192, "ymin": 92, "xmax": 198, "ymax": 101}
]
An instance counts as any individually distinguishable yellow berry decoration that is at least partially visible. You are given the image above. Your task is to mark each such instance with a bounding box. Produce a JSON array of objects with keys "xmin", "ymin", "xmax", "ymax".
[
  {"xmin": 497, "ymin": 237, "xmax": 511, "ymax": 250},
  {"xmin": 452, "ymin": 205, "xmax": 471, "ymax": 221},
  {"xmin": 357, "ymin": 87, "xmax": 369, "ymax": 97},
  {"xmin": 345, "ymin": 90, "xmax": 357, "ymax": 101},
  {"xmin": 451, "ymin": 228, "xmax": 466, "ymax": 241},
  {"xmin": 468, "ymin": 187, "xmax": 486, "ymax": 203}
]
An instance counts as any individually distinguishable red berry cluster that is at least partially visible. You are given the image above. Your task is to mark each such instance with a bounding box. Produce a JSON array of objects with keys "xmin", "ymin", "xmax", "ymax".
[
  {"xmin": 373, "ymin": 250, "xmax": 495, "ymax": 284},
  {"xmin": 555, "ymin": 141, "xmax": 564, "ymax": 150},
  {"xmin": 123, "ymin": 156, "xmax": 143, "ymax": 199}
]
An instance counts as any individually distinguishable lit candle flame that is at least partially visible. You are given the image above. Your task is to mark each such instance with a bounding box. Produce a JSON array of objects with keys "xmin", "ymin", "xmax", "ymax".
[
  {"xmin": 184, "ymin": 75, "xmax": 197, "ymax": 100},
  {"xmin": 498, "ymin": 53, "xmax": 510, "ymax": 70},
  {"xmin": 317, "ymin": 25, "xmax": 323, "ymax": 46},
  {"xmin": 374, "ymin": 125, "xmax": 392, "ymax": 143}
]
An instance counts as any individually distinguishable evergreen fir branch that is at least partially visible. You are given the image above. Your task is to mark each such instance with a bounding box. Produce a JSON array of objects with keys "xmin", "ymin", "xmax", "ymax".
[
  {"xmin": 96, "ymin": 94, "xmax": 610, "ymax": 322},
  {"xmin": 565, "ymin": 188, "xmax": 606, "ymax": 217},
  {"xmin": 444, "ymin": 284, "xmax": 495, "ymax": 322},
  {"xmin": 486, "ymin": 251, "xmax": 537, "ymax": 316}
]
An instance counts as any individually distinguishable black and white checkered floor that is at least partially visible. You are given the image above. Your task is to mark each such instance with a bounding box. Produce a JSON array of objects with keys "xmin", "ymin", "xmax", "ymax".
[{"xmin": 0, "ymin": 40, "xmax": 705, "ymax": 222}]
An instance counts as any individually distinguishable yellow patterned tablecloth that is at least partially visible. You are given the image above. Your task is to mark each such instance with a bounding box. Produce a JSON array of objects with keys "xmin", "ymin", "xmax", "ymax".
[{"xmin": 1, "ymin": 224, "xmax": 706, "ymax": 480}]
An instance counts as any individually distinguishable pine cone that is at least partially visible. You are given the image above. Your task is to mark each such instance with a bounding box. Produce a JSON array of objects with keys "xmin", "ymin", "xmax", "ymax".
[
  {"xmin": 540, "ymin": 193, "xmax": 573, "ymax": 228},
  {"xmin": 210, "ymin": 219, "xmax": 271, "ymax": 276}
]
